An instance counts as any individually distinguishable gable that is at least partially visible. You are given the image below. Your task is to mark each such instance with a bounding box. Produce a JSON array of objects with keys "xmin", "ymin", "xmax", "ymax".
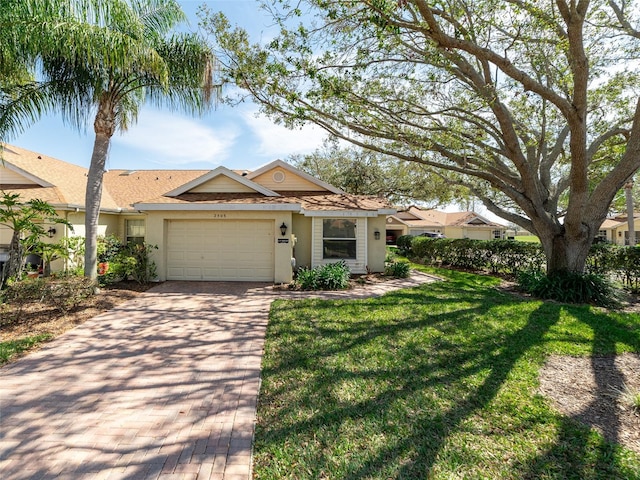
[
  {"xmin": 250, "ymin": 167, "xmax": 329, "ymax": 192},
  {"xmin": 189, "ymin": 175, "xmax": 257, "ymax": 194},
  {"xmin": 165, "ymin": 166, "xmax": 279, "ymax": 197},
  {"xmin": 0, "ymin": 164, "xmax": 44, "ymax": 186},
  {"xmin": 247, "ymin": 160, "xmax": 343, "ymax": 193}
]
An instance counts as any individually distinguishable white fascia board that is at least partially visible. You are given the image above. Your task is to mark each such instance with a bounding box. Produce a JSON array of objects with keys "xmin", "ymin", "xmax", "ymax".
[
  {"xmin": 301, "ymin": 209, "xmax": 380, "ymax": 218},
  {"xmin": 379, "ymin": 208, "xmax": 397, "ymax": 215},
  {"xmin": 165, "ymin": 166, "xmax": 280, "ymax": 197},
  {"xmin": 247, "ymin": 159, "xmax": 345, "ymax": 194},
  {"xmin": 133, "ymin": 203, "xmax": 302, "ymax": 212},
  {"xmin": 3, "ymin": 162, "xmax": 54, "ymax": 187}
]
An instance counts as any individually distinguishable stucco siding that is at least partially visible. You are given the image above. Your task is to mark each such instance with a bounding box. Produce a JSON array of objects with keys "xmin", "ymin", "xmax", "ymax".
[{"xmin": 292, "ymin": 214, "xmax": 312, "ymax": 270}]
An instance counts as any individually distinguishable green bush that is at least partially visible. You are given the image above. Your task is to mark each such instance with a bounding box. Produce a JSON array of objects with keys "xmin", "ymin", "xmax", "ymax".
[
  {"xmin": 396, "ymin": 235, "xmax": 414, "ymax": 255},
  {"xmin": 295, "ymin": 261, "xmax": 351, "ymax": 290},
  {"xmin": 611, "ymin": 246, "xmax": 640, "ymax": 293},
  {"xmin": 517, "ymin": 269, "xmax": 620, "ymax": 308},
  {"xmin": 384, "ymin": 261, "xmax": 411, "ymax": 278},
  {"xmin": 98, "ymin": 241, "xmax": 158, "ymax": 285}
]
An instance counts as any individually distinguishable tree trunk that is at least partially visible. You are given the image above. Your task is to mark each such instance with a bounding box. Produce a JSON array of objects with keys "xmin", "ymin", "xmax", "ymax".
[
  {"xmin": 3, "ymin": 229, "xmax": 24, "ymax": 281},
  {"xmin": 84, "ymin": 100, "xmax": 116, "ymax": 280},
  {"xmin": 538, "ymin": 228, "xmax": 593, "ymax": 276},
  {"xmin": 626, "ymin": 181, "xmax": 635, "ymax": 246}
]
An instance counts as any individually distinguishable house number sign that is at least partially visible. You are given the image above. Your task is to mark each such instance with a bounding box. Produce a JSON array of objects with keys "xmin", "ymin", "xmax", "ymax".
[
  {"xmin": 278, "ymin": 238, "xmax": 289, "ymax": 243},
  {"xmin": 212, "ymin": 213, "xmax": 227, "ymax": 218}
]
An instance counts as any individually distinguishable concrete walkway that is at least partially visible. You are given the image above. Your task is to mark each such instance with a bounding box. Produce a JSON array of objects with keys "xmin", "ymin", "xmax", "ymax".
[{"xmin": 0, "ymin": 272, "xmax": 437, "ymax": 480}]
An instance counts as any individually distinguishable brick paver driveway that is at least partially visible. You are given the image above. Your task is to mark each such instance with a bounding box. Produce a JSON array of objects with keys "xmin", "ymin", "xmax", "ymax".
[{"xmin": 0, "ymin": 273, "xmax": 436, "ymax": 479}]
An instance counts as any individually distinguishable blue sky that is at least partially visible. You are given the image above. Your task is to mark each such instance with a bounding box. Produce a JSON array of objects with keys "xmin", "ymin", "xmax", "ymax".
[{"xmin": 11, "ymin": 0, "xmax": 328, "ymax": 172}]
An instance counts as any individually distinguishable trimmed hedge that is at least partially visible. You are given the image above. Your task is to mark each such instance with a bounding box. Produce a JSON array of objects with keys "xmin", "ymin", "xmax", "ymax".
[
  {"xmin": 402, "ymin": 235, "xmax": 640, "ymax": 292},
  {"xmin": 409, "ymin": 237, "xmax": 544, "ymax": 277}
]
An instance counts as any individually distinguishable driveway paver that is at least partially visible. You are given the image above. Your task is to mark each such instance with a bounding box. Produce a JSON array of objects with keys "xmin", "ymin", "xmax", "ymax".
[{"xmin": 0, "ymin": 272, "xmax": 437, "ymax": 479}]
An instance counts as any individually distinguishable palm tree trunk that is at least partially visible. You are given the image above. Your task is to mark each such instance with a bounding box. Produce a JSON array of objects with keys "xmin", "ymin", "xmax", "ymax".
[
  {"xmin": 84, "ymin": 99, "xmax": 116, "ymax": 280},
  {"xmin": 626, "ymin": 181, "xmax": 635, "ymax": 246}
]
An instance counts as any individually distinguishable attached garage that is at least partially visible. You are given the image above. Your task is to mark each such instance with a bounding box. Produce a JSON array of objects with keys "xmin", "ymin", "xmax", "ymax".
[{"xmin": 166, "ymin": 219, "xmax": 275, "ymax": 281}]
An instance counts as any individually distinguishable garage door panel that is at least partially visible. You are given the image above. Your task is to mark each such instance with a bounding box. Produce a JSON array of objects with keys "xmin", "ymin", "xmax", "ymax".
[{"xmin": 167, "ymin": 220, "xmax": 274, "ymax": 281}]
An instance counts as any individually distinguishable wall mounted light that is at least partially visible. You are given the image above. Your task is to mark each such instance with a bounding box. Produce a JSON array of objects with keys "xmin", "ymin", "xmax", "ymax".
[
  {"xmin": 47, "ymin": 227, "xmax": 56, "ymax": 238},
  {"xmin": 374, "ymin": 229, "xmax": 381, "ymax": 240},
  {"xmin": 280, "ymin": 222, "xmax": 288, "ymax": 237}
]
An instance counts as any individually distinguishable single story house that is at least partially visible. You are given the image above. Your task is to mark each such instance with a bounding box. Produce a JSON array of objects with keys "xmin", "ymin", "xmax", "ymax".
[
  {"xmin": 386, "ymin": 206, "xmax": 507, "ymax": 242},
  {"xmin": 598, "ymin": 215, "xmax": 640, "ymax": 245},
  {"xmin": 0, "ymin": 144, "xmax": 394, "ymax": 283}
]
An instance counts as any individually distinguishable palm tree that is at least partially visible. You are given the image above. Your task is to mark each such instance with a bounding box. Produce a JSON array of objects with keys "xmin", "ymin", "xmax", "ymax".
[{"xmin": 1, "ymin": 0, "xmax": 216, "ymax": 279}]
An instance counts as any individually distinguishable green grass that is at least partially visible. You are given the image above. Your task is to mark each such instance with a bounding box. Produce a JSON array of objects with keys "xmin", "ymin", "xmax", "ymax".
[
  {"xmin": 515, "ymin": 235, "xmax": 541, "ymax": 243},
  {"xmin": 254, "ymin": 264, "xmax": 640, "ymax": 479},
  {"xmin": 0, "ymin": 334, "xmax": 52, "ymax": 365}
]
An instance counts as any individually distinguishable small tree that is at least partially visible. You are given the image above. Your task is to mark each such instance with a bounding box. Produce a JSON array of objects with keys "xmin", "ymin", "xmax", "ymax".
[{"xmin": 0, "ymin": 192, "xmax": 71, "ymax": 284}]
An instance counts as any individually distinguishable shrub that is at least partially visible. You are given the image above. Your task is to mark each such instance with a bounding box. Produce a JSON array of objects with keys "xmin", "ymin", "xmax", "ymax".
[
  {"xmin": 396, "ymin": 235, "xmax": 414, "ymax": 255},
  {"xmin": 97, "ymin": 241, "xmax": 158, "ymax": 285},
  {"xmin": 517, "ymin": 269, "xmax": 620, "ymax": 308},
  {"xmin": 1, "ymin": 276, "xmax": 97, "ymax": 322},
  {"xmin": 384, "ymin": 261, "xmax": 411, "ymax": 278},
  {"xmin": 295, "ymin": 267, "xmax": 318, "ymax": 290},
  {"xmin": 295, "ymin": 261, "xmax": 351, "ymax": 290}
]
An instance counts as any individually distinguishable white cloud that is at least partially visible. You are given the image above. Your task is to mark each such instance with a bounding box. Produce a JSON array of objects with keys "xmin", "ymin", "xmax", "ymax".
[
  {"xmin": 240, "ymin": 109, "xmax": 328, "ymax": 159},
  {"xmin": 114, "ymin": 110, "xmax": 239, "ymax": 165}
]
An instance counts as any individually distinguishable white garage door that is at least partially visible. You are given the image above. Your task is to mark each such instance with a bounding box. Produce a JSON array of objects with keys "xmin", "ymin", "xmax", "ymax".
[{"xmin": 167, "ymin": 220, "xmax": 275, "ymax": 281}]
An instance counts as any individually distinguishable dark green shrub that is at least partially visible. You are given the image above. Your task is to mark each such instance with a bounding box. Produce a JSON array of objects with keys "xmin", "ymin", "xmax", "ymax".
[
  {"xmin": 384, "ymin": 261, "xmax": 411, "ymax": 278},
  {"xmin": 396, "ymin": 235, "xmax": 414, "ymax": 255},
  {"xmin": 98, "ymin": 241, "xmax": 158, "ymax": 285},
  {"xmin": 97, "ymin": 235, "xmax": 124, "ymax": 263},
  {"xmin": 517, "ymin": 270, "xmax": 620, "ymax": 308},
  {"xmin": 295, "ymin": 261, "xmax": 351, "ymax": 290},
  {"xmin": 120, "ymin": 243, "xmax": 158, "ymax": 284},
  {"xmin": 585, "ymin": 242, "xmax": 617, "ymax": 276},
  {"xmin": 611, "ymin": 246, "xmax": 640, "ymax": 293}
]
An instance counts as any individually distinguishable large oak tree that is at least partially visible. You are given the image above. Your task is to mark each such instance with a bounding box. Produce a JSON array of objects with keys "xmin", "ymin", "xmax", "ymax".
[{"xmin": 203, "ymin": 0, "xmax": 640, "ymax": 275}]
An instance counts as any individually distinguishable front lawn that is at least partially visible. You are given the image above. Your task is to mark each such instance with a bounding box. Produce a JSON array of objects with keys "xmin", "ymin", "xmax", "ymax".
[{"xmin": 254, "ymin": 265, "xmax": 640, "ymax": 479}]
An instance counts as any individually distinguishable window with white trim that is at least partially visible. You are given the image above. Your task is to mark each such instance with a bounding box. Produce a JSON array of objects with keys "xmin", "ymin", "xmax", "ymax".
[
  {"xmin": 126, "ymin": 219, "xmax": 145, "ymax": 245},
  {"xmin": 493, "ymin": 229, "xmax": 503, "ymax": 239},
  {"xmin": 323, "ymin": 219, "xmax": 356, "ymax": 259}
]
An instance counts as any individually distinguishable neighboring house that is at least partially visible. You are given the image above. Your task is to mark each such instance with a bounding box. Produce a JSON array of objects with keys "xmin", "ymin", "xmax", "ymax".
[
  {"xmin": 598, "ymin": 215, "xmax": 640, "ymax": 245},
  {"xmin": 386, "ymin": 206, "xmax": 507, "ymax": 242},
  {"xmin": 0, "ymin": 144, "xmax": 394, "ymax": 283}
]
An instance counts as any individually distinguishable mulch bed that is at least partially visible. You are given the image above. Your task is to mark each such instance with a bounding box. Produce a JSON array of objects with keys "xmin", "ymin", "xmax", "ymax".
[
  {"xmin": 539, "ymin": 353, "xmax": 640, "ymax": 454},
  {"xmin": 0, "ymin": 281, "xmax": 153, "ymax": 345}
]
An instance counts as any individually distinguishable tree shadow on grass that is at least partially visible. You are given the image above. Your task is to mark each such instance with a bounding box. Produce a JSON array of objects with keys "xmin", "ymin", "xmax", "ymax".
[
  {"xmin": 255, "ymin": 284, "xmax": 640, "ymax": 479},
  {"xmin": 518, "ymin": 305, "xmax": 640, "ymax": 480}
]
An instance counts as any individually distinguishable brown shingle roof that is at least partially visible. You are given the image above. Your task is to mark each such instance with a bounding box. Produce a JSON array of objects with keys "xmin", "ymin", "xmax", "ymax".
[
  {"xmin": 396, "ymin": 207, "xmax": 504, "ymax": 228},
  {"xmin": 1, "ymin": 144, "xmax": 120, "ymax": 210},
  {"xmin": 103, "ymin": 169, "xmax": 208, "ymax": 210},
  {"xmin": 135, "ymin": 191, "xmax": 392, "ymax": 212},
  {"xmin": 2, "ymin": 144, "xmax": 393, "ymax": 213}
]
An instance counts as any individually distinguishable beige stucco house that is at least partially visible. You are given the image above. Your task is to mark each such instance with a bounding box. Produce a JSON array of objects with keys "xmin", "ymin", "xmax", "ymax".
[
  {"xmin": 386, "ymin": 206, "xmax": 507, "ymax": 242},
  {"xmin": 0, "ymin": 144, "xmax": 394, "ymax": 283},
  {"xmin": 598, "ymin": 215, "xmax": 640, "ymax": 245}
]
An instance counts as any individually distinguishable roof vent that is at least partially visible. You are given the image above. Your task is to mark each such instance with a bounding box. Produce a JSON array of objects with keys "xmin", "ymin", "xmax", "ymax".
[{"xmin": 120, "ymin": 170, "xmax": 137, "ymax": 176}]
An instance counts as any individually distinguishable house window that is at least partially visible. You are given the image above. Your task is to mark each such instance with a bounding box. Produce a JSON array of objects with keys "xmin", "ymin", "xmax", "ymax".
[
  {"xmin": 624, "ymin": 231, "xmax": 640, "ymax": 245},
  {"xmin": 323, "ymin": 219, "xmax": 356, "ymax": 259},
  {"xmin": 493, "ymin": 229, "xmax": 503, "ymax": 239},
  {"xmin": 126, "ymin": 219, "xmax": 145, "ymax": 245},
  {"xmin": 596, "ymin": 230, "xmax": 607, "ymax": 242}
]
